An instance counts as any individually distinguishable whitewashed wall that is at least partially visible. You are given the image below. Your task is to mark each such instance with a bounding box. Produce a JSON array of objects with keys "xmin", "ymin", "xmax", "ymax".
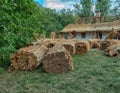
[
  {"xmin": 75, "ymin": 32, "xmax": 93, "ymax": 40},
  {"xmin": 65, "ymin": 32, "xmax": 111, "ymax": 40},
  {"xmin": 102, "ymin": 32, "xmax": 109, "ymax": 40}
]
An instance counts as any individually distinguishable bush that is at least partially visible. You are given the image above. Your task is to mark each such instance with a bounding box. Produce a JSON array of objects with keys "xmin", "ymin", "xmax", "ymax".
[
  {"xmin": 0, "ymin": 0, "xmax": 76, "ymax": 67},
  {"xmin": 0, "ymin": 0, "xmax": 45, "ymax": 67},
  {"xmin": 0, "ymin": 68, "xmax": 5, "ymax": 74}
]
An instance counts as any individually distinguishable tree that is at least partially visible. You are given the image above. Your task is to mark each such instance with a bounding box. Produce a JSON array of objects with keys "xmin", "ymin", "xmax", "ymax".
[
  {"xmin": 59, "ymin": 9, "xmax": 76, "ymax": 27},
  {"xmin": 112, "ymin": 0, "xmax": 120, "ymax": 15},
  {"xmin": 0, "ymin": 0, "xmax": 76, "ymax": 67},
  {"xmin": 39, "ymin": 8, "xmax": 63, "ymax": 37},
  {"xmin": 0, "ymin": 0, "xmax": 46, "ymax": 67},
  {"xmin": 41, "ymin": 8, "xmax": 76, "ymax": 37},
  {"xmin": 74, "ymin": 0, "xmax": 92, "ymax": 17},
  {"xmin": 96, "ymin": 0, "xmax": 111, "ymax": 16}
]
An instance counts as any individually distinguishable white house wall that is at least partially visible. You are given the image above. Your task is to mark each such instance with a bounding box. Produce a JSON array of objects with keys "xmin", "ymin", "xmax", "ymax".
[
  {"xmin": 102, "ymin": 32, "xmax": 109, "ymax": 40},
  {"xmin": 75, "ymin": 32, "xmax": 96, "ymax": 40},
  {"xmin": 86, "ymin": 33, "xmax": 93, "ymax": 39},
  {"xmin": 75, "ymin": 33, "xmax": 81, "ymax": 39},
  {"xmin": 66, "ymin": 32, "xmax": 112, "ymax": 40}
]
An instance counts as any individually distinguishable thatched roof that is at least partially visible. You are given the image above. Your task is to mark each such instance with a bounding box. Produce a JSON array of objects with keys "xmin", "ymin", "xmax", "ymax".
[{"xmin": 61, "ymin": 21, "xmax": 120, "ymax": 33}]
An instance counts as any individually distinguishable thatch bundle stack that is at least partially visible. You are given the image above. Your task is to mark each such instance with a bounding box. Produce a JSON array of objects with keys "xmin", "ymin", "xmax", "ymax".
[
  {"xmin": 61, "ymin": 41, "xmax": 76, "ymax": 55},
  {"xmin": 88, "ymin": 39, "xmax": 102, "ymax": 48},
  {"xmin": 10, "ymin": 45, "xmax": 48, "ymax": 70},
  {"xmin": 28, "ymin": 39, "xmax": 56, "ymax": 48},
  {"xmin": 100, "ymin": 40, "xmax": 120, "ymax": 50},
  {"xmin": 42, "ymin": 46, "xmax": 73, "ymax": 73},
  {"xmin": 67, "ymin": 39, "xmax": 79, "ymax": 44},
  {"xmin": 105, "ymin": 44, "xmax": 120, "ymax": 57},
  {"xmin": 105, "ymin": 28, "xmax": 117, "ymax": 40},
  {"xmin": 50, "ymin": 32, "xmax": 56, "ymax": 39},
  {"xmin": 28, "ymin": 39, "xmax": 67, "ymax": 48},
  {"xmin": 54, "ymin": 38, "xmax": 67, "ymax": 46},
  {"xmin": 75, "ymin": 41, "xmax": 90, "ymax": 55}
]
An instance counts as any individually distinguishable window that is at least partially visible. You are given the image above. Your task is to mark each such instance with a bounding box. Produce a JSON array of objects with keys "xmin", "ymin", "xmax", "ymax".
[
  {"xmin": 98, "ymin": 32, "xmax": 102, "ymax": 39},
  {"xmin": 97, "ymin": 32, "xmax": 102, "ymax": 39},
  {"xmin": 81, "ymin": 33, "xmax": 86, "ymax": 38}
]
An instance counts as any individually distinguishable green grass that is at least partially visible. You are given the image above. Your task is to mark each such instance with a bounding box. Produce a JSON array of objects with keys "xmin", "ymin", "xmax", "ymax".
[{"xmin": 0, "ymin": 49, "xmax": 120, "ymax": 93}]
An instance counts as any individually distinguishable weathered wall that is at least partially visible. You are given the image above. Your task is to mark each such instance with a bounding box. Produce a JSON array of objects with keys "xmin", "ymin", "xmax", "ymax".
[
  {"xmin": 65, "ymin": 32, "xmax": 113, "ymax": 40},
  {"xmin": 75, "ymin": 32, "xmax": 93, "ymax": 40},
  {"xmin": 102, "ymin": 32, "xmax": 109, "ymax": 39}
]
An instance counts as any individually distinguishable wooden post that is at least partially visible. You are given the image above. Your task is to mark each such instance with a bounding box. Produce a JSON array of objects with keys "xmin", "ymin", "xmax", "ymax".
[{"xmin": 50, "ymin": 32, "xmax": 56, "ymax": 39}]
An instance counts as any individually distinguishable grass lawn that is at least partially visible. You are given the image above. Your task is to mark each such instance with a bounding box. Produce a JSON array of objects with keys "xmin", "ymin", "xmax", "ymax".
[{"xmin": 0, "ymin": 49, "xmax": 120, "ymax": 93}]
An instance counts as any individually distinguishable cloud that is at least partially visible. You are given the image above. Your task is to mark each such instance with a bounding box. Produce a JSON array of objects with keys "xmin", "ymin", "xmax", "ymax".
[
  {"xmin": 45, "ymin": 0, "xmax": 65, "ymax": 9},
  {"xmin": 45, "ymin": 0, "xmax": 79, "ymax": 10},
  {"xmin": 60, "ymin": 0, "xmax": 79, "ymax": 3},
  {"xmin": 91, "ymin": 3, "xmax": 96, "ymax": 12},
  {"xmin": 63, "ymin": 1, "xmax": 78, "ymax": 10}
]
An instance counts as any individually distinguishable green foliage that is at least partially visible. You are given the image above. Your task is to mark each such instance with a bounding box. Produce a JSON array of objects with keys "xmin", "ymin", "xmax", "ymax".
[
  {"xmin": 112, "ymin": 0, "xmax": 120, "ymax": 15},
  {"xmin": 0, "ymin": 68, "xmax": 5, "ymax": 74},
  {"xmin": 59, "ymin": 9, "xmax": 76, "ymax": 27},
  {"xmin": 40, "ymin": 8, "xmax": 63, "ymax": 37},
  {"xmin": 0, "ymin": 0, "xmax": 76, "ymax": 67},
  {"xmin": 96, "ymin": 0, "xmax": 110, "ymax": 16},
  {"xmin": 40, "ymin": 8, "xmax": 76, "ymax": 37},
  {"xmin": 0, "ymin": 0, "xmax": 46, "ymax": 67},
  {"xmin": 74, "ymin": 0, "xmax": 92, "ymax": 17},
  {"xmin": 74, "ymin": 0, "xmax": 111, "ymax": 17}
]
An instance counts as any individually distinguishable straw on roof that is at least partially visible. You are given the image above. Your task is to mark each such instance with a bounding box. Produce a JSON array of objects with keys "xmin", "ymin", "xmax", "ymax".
[{"xmin": 61, "ymin": 21, "xmax": 120, "ymax": 33}]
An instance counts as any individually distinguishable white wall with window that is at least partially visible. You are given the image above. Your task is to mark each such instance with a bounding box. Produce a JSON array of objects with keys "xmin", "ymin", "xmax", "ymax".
[
  {"xmin": 75, "ymin": 32, "xmax": 93, "ymax": 39},
  {"xmin": 65, "ymin": 31, "xmax": 118, "ymax": 40}
]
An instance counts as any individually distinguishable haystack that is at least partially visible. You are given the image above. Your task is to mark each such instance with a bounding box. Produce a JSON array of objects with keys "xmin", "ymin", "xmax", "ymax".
[
  {"xmin": 100, "ymin": 40, "xmax": 120, "ymax": 50},
  {"xmin": 42, "ymin": 46, "xmax": 73, "ymax": 73},
  {"xmin": 50, "ymin": 32, "xmax": 56, "ymax": 39},
  {"xmin": 105, "ymin": 28, "xmax": 117, "ymax": 40},
  {"xmin": 105, "ymin": 44, "xmax": 120, "ymax": 57},
  {"xmin": 54, "ymin": 38, "xmax": 67, "ymax": 46},
  {"xmin": 61, "ymin": 41, "xmax": 76, "ymax": 55},
  {"xmin": 88, "ymin": 39, "xmax": 102, "ymax": 48},
  {"xmin": 75, "ymin": 41, "xmax": 90, "ymax": 55},
  {"xmin": 54, "ymin": 39, "xmax": 76, "ymax": 55},
  {"xmin": 27, "ymin": 39, "xmax": 56, "ymax": 48},
  {"xmin": 10, "ymin": 45, "xmax": 48, "ymax": 71}
]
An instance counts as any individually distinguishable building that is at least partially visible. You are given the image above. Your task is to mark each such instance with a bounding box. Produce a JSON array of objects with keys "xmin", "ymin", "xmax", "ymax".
[{"xmin": 61, "ymin": 16, "xmax": 120, "ymax": 40}]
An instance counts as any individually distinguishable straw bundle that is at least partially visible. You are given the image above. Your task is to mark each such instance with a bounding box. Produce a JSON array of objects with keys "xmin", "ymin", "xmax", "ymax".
[
  {"xmin": 27, "ymin": 39, "xmax": 57, "ymax": 48},
  {"xmin": 105, "ymin": 44, "xmax": 120, "ymax": 57},
  {"xmin": 60, "ymin": 41, "xmax": 76, "ymax": 55},
  {"xmin": 100, "ymin": 40, "xmax": 120, "ymax": 50},
  {"xmin": 10, "ymin": 45, "xmax": 48, "ymax": 71},
  {"xmin": 105, "ymin": 28, "xmax": 117, "ymax": 40},
  {"xmin": 50, "ymin": 32, "xmax": 56, "ymax": 39},
  {"xmin": 42, "ymin": 46, "xmax": 73, "ymax": 73},
  {"xmin": 75, "ymin": 41, "xmax": 90, "ymax": 55},
  {"xmin": 88, "ymin": 39, "xmax": 102, "ymax": 48}
]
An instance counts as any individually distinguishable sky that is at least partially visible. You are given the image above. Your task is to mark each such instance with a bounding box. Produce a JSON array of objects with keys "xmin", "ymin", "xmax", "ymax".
[
  {"xmin": 34, "ymin": 0, "xmax": 80, "ymax": 10},
  {"xmin": 34, "ymin": 0, "xmax": 115, "ymax": 11}
]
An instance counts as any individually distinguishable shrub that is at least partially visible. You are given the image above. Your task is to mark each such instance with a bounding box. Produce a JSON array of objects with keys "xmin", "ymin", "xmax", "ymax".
[{"xmin": 0, "ymin": 0, "xmax": 45, "ymax": 67}]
